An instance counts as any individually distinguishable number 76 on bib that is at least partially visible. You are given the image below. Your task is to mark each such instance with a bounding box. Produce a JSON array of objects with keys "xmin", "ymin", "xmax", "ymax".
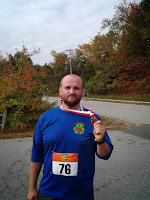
[{"xmin": 52, "ymin": 152, "xmax": 78, "ymax": 176}]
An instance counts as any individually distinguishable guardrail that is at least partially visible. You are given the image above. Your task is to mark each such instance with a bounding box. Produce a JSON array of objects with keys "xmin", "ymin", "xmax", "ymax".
[{"xmin": 0, "ymin": 109, "xmax": 7, "ymax": 133}]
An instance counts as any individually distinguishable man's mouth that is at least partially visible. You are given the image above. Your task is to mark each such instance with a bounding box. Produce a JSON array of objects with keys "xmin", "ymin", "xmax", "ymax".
[{"xmin": 68, "ymin": 95, "xmax": 76, "ymax": 99}]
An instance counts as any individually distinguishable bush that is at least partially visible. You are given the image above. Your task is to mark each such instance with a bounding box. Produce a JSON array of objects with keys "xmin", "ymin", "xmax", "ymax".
[{"xmin": 0, "ymin": 47, "xmax": 53, "ymax": 130}]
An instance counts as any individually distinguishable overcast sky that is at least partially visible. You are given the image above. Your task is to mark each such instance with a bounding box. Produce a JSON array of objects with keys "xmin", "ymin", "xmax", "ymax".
[{"xmin": 0, "ymin": 0, "xmax": 140, "ymax": 65}]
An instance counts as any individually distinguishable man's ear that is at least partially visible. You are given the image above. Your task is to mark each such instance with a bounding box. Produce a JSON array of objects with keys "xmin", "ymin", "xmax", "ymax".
[{"xmin": 59, "ymin": 87, "xmax": 62, "ymax": 97}]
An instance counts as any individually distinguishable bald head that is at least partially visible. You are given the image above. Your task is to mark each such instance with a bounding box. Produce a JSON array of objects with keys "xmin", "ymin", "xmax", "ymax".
[
  {"xmin": 60, "ymin": 74, "xmax": 83, "ymax": 88},
  {"xmin": 59, "ymin": 74, "xmax": 84, "ymax": 109}
]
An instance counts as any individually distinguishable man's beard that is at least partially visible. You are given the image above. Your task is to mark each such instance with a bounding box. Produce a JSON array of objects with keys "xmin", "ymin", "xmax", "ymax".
[{"xmin": 63, "ymin": 95, "xmax": 82, "ymax": 108}]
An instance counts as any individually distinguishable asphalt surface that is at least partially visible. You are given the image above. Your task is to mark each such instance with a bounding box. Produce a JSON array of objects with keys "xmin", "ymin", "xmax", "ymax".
[{"xmin": 0, "ymin": 97, "xmax": 150, "ymax": 200}]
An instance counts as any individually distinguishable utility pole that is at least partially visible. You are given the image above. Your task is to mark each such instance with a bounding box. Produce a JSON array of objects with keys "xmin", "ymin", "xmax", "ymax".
[{"xmin": 66, "ymin": 49, "xmax": 73, "ymax": 74}]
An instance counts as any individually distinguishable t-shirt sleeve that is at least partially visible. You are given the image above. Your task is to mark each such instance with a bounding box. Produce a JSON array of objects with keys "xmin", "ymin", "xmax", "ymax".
[
  {"xmin": 95, "ymin": 113, "xmax": 114, "ymax": 160},
  {"xmin": 31, "ymin": 116, "xmax": 44, "ymax": 163}
]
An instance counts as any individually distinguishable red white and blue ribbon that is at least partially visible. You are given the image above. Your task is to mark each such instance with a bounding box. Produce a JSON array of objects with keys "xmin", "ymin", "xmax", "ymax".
[{"xmin": 60, "ymin": 105, "xmax": 98, "ymax": 125}]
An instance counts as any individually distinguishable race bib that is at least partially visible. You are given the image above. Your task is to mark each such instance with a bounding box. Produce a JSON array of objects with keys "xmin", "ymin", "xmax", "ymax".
[{"xmin": 52, "ymin": 152, "xmax": 78, "ymax": 176}]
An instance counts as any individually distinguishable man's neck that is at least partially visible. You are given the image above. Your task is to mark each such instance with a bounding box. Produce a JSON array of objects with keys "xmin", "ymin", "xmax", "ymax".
[{"xmin": 61, "ymin": 103, "xmax": 81, "ymax": 111}]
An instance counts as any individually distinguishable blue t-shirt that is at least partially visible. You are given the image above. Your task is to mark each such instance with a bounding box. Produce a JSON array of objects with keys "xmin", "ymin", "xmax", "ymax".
[{"xmin": 31, "ymin": 107, "xmax": 113, "ymax": 200}]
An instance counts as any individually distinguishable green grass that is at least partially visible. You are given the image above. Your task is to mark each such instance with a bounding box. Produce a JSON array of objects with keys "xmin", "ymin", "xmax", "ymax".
[{"xmin": 87, "ymin": 94, "xmax": 150, "ymax": 102}]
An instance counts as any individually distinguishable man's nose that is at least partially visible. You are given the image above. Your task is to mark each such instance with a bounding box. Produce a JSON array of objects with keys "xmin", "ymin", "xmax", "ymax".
[{"xmin": 70, "ymin": 88, "xmax": 75, "ymax": 94}]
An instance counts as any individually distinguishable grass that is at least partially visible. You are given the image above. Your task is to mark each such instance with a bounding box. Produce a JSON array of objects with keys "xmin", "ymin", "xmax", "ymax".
[
  {"xmin": 0, "ymin": 123, "xmax": 36, "ymax": 139},
  {"xmin": 99, "ymin": 115, "xmax": 137, "ymax": 131},
  {"xmin": 88, "ymin": 94, "xmax": 150, "ymax": 102}
]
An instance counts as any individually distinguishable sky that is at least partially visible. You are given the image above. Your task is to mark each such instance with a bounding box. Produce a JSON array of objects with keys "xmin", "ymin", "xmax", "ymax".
[{"xmin": 0, "ymin": 0, "xmax": 141, "ymax": 65}]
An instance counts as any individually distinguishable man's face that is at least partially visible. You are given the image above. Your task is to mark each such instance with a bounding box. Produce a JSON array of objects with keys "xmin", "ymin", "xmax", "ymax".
[{"xmin": 59, "ymin": 75, "xmax": 84, "ymax": 108}]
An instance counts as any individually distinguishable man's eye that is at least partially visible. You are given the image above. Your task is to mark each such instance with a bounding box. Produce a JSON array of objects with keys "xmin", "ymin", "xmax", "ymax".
[{"xmin": 65, "ymin": 87, "xmax": 70, "ymax": 89}]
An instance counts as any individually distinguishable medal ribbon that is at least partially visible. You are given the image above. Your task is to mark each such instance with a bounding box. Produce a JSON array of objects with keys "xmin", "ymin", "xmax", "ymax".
[{"xmin": 60, "ymin": 105, "xmax": 98, "ymax": 124}]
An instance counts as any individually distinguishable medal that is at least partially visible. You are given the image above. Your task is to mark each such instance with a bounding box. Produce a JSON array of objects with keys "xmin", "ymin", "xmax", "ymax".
[{"xmin": 60, "ymin": 105, "xmax": 98, "ymax": 125}]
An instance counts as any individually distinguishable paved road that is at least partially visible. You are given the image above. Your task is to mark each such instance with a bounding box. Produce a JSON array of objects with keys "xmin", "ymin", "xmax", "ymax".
[{"xmin": 0, "ymin": 98, "xmax": 150, "ymax": 200}]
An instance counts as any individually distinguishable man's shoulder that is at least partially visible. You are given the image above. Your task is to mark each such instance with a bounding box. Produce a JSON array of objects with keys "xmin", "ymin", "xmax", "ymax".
[{"xmin": 40, "ymin": 107, "xmax": 60, "ymax": 118}]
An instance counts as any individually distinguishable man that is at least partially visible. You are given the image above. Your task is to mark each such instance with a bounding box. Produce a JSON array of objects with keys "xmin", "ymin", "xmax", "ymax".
[{"xmin": 27, "ymin": 74, "xmax": 113, "ymax": 200}]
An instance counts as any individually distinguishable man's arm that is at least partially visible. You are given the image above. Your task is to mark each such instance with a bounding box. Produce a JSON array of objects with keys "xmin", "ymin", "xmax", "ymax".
[
  {"xmin": 27, "ymin": 162, "xmax": 43, "ymax": 200},
  {"xmin": 93, "ymin": 121, "xmax": 111, "ymax": 157},
  {"xmin": 96, "ymin": 142, "xmax": 111, "ymax": 157}
]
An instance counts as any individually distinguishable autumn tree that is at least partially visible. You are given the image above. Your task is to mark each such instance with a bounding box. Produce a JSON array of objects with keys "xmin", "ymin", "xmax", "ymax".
[
  {"xmin": 101, "ymin": 0, "xmax": 150, "ymax": 57},
  {"xmin": 74, "ymin": 30, "xmax": 118, "ymax": 94},
  {"xmin": 0, "ymin": 46, "xmax": 51, "ymax": 130},
  {"xmin": 99, "ymin": 0, "xmax": 150, "ymax": 97},
  {"xmin": 33, "ymin": 63, "xmax": 55, "ymax": 94},
  {"xmin": 50, "ymin": 50, "xmax": 74, "ymax": 93}
]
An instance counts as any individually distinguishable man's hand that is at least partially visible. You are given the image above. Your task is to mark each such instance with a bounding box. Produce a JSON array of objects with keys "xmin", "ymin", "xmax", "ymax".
[
  {"xmin": 27, "ymin": 188, "xmax": 38, "ymax": 200},
  {"xmin": 93, "ymin": 120, "xmax": 105, "ymax": 142},
  {"xmin": 27, "ymin": 162, "xmax": 43, "ymax": 200}
]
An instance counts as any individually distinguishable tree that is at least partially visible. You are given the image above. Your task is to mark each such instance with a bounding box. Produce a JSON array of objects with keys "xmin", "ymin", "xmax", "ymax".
[
  {"xmin": 37, "ymin": 63, "xmax": 55, "ymax": 94},
  {"xmin": 0, "ymin": 46, "xmax": 50, "ymax": 130},
  {"xmin": 101, "ymin": 0, "xmax": 150, "ymax": 57},
  {"xmin": 97, "ymin": 0, "xmax": 150, "ymax": 97},
  {"xmin": 50, "ymin": 50, "xmax": 71, "ymax": 92}
]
